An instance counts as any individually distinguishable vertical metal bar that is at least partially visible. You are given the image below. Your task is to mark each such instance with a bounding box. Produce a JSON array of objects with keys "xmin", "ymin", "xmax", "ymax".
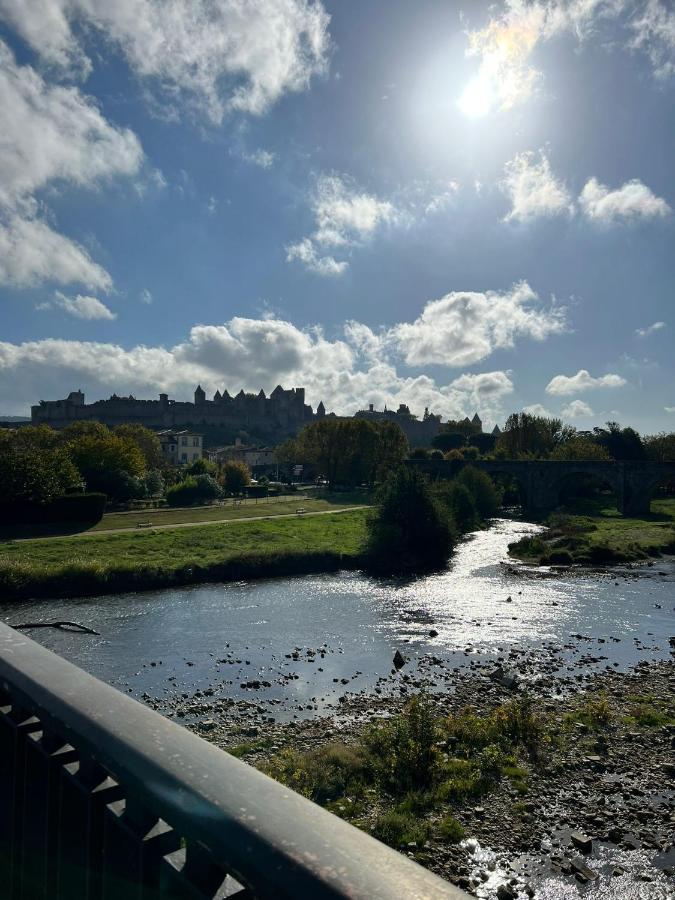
[
  {"xmin": 20, "ymin": 730, "xmax": 77, "ymax": 900},
  {"xmin": 101, "ymin": 797, "xmax": 179, "ymax": 900},
  {"xmin": 56, "ymin": 759, "xmax": 123, "ymax": 900},
  {"xmin": 0, "ymin": 701, "xmax": 41, "ymax": 899}
]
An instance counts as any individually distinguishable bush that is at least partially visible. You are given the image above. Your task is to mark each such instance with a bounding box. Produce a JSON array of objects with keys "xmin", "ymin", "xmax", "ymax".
[
  {"xmin": 435, "ymin": 482, "xmax": 478, "ymax": 533},
  {"xmin": 166, "ymin": 475, "xmax": 222, "ymax": 506},
  {"xmin": 364, "ymin": 696, "xmax": 440, "ymax": 793},
  {"xmin": 263, "ymin": 744, "xmax": 367, "ymax": 804},
  {"xmin": 437, "ymin": 815, "xmax": 465, "ymax": 843},
  {"xmin": 455, "ymin": 466, "xmax": 500, "ymax": 518},
  {"xmin": 366, "ymin": 467, "xmax": 454, "ymax": 572},
  {"xmin": 221, "ymin": 460, "xmax": 251, "ymax": 495},
  {"xmin": 0, "ymin": 492, "xmax": 106, "ymax": 526},
  {"xmin": 371, "ymin": 811, "xmax": 429, "ymax": 848}
]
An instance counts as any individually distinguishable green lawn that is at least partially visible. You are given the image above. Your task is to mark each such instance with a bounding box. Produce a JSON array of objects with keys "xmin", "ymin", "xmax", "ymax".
[
  {"xmin": 89, "ymin": 494, "xmax": 371, "ymax": 532},
  {"xmin": 509, "ymin": 497, "xmax": 675, "ymax": 564},
  {"xmin": 0, "ymin": 509, "xmax": 370, "ymax": 601}
]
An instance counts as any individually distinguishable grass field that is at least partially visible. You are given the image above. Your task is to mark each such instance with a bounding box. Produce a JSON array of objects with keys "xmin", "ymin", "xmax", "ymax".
[
  {"xmin": 509, "ymin": 497, "xmax": 675, "ymax": 564},
  {"xmin": 0, "ymin": 509, "xmax": 370, "ymax": 601},
  {"xmin": 89, "ymin": 494, "xmax": 370, "ymax": 532}
]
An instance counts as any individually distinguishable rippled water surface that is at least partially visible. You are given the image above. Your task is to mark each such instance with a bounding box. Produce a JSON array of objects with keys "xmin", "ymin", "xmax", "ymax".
[{"xmin": 2, "ymin": 519, "xmax": 672, "ymax": 714}]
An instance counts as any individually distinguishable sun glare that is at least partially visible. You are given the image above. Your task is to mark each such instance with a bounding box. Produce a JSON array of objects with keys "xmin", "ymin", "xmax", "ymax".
[{"xmin": 457, "ymin": 75, "xmax": 495, "ymax": 118}]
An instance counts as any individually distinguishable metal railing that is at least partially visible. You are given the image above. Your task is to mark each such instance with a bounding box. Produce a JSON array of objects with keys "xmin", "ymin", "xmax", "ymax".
[{"xmin": 0, "ymin": 622, "xmax": 466, "ymax": 899}]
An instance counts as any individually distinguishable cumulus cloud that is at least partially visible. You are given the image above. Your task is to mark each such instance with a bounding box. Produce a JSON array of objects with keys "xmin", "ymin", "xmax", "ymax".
[
  {"xmin": 579, "ymin": 177, "xmax": 671, "ymax": 222},
  {"xmin": 501, "ymin": 151, "xmax": 574, "ymax": 222},
  {"xmin": 39, "ymin": 291, "xmax": 117, "ymax": 320},
  {"xmin": 546, "ymin": 369, "xmax": 627, "ymax": 395},
  {"xmin": 0, "ymin": 0, "xmax": 330, "ymax": 122},
  {"xmin": 0, "ymin": 39, "xmax": 143, "ymax": 289},
  {"xmin": 139, "ymin": 289, "xmax": 153, "ymax": 305},
  {"xmin": 561, "ymin": 399, "xmax": 594, "ymax": 418},
  {"xmin": 629, "ymin": 0, "xmax": 675, "ymax": 79},
  {"xmin": 635, "ymin": 320, "xmax": 666, "ymax": 337},
  {"xmin": 0, "ymin": 315, "xmax": 516, "ymax": 421},
  {"xmin": 287, "ymin": 173, "xmax": 397, "ymax": 275},
  {"xmin": 388, "ymin": 281, "xmax": 567, "ymax": 367},
  {"xmin": 523, "ymin": 403, "xmax": 554, "ymax": 417}
]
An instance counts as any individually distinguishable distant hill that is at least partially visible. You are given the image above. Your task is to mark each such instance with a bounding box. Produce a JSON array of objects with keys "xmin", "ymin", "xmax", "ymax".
[{"xmin": 0, "ymin": 416, "xmax": 30, "ymax": 422}]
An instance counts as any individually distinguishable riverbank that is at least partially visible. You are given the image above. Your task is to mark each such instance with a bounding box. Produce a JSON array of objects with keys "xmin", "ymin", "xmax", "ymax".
[
  {"xmin": 203, "ymin": 660, "xmax": 675, "ymax": 897},
  {"xmin": 0, "ymin": 509, "xmax": 369, "ymax": 601},
  {"xmin": 508, "ymin": 498, "xmax": 675, "ymax": 566}
]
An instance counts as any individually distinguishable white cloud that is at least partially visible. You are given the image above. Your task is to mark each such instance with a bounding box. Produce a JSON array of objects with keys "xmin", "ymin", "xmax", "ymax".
[
  {"xmin": 285, "ymin": 238, "xmax": 348, "ymax": 276},
  {"xmin": 546, "ymin": 369, "xmax": 627, "ymax": 395},
  {"xmin": 629, "ymin": 0, "xmax": 675, "ymax": 79},
  {"xmin": 139, "ymin": 289, "xmax": 153, "ymax": 305},
  {"xmin": 665, "ymin": 405, "xmax": 675, "ymax": 413},
  {"xmin": 501, "ymin": 151, "xmax": 574, "ymax": 222},
  {"xmin": 41, "ymin": 291, "xmax": 117, "ymax": 320},
  {"xmin": 287, "ymin": 173, "xmax": 397, "ymax": 275},
  {"xmin": 0, "ymin": 39, "xmax": 143, "ymax": 289},
  {"xmin": 0, "ymin": 0, "xmax": 331, "ymax": 123},
  {"xmin": 561, "ymin": 399, "xmax": 594, "ymax": 418},
  {"xmin": 635, "ymin": 320, "xmax": 666, "ymax": 337},
  {"xmin": 523, "ymin": 403, "xmax": 554, "ymax": 417},
  {"xmin": 243, "ymin": 148, "xmax": 276, "ymax": 169},
  {"xmin": 0, "ymin": 315, "xmax": 516, "ymax": 421},
  {"xmin": 389, "ymin": 281, "xmax": 567, "ymax": 367},
  {"xmin": 579, "ymin": 176, "xmax": 671, "ymax": 222}
]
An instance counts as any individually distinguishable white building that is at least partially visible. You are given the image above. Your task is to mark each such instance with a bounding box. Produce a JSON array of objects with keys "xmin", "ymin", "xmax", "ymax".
[{"xmin": 157, "ymin": 429, "xmax": 203, "ymax": 465}]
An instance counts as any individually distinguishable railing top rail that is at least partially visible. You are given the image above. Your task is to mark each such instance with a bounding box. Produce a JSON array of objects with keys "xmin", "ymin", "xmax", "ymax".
[{"xmin": 0, "ymin": 621, "xmax": 466, "ymax": 899}]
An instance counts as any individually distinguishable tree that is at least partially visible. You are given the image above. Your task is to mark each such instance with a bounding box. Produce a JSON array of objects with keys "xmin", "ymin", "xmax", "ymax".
[
  {"xmin": 372, "ymin": 421, "xmax": 409, "ymax": 483},
  {"xmin": 366, "ymin": 467, "xmax": 454, "ymax": 572},
  {"xmin": 455, "ymin": 466, "xmax": 500, "ymax": 518},
  {"xmin": 0, "ymin": 436, "xmax": 82, "ymax": 505},
  {"xmin": 432, "ymin": 432, "xmax": 465, "ymax": 452},
  {"xmin": 550, "ymin": 437, "xmax": 610, "ymax": 461},
  {"xmin": 434, "ymin": 481, "xmax": 478, "ymax": 532},
  {"xmin": 496, "ymin": 413, "xmax": 569, "ymax": 458},
  {"xmin": 186, "ymin": 457, "xmax": 217, "ymax": 477},
  {"xmin": 167, "ymin": 475, "xmax": 222, "ymax": 506},
  {"xmin": 643, "ymin": 432, "xmax": 675, "ymax": 463},
  {"xmin": 220, "ymin": 460, "xmax": 251, "ymax": 495},
  {"xmin": 409, "ymin": 447, "xmax": 429, "ymax": 460},
  {"xmin": 593, "ymin": 422, "xmax": 645, "ymax": 460},
  {"xmin": 114, "ymin": 424, "xmax": 164, "ymax": 469},
  {"xmin": 443, "ymin": 419, "xmax": 481, "ymax": 438},
  {"xmin": 66, "ymin": 432, "xmax": 146, "ymax": 497},
  {"xmin": 292, "ymin": 419, "xmax": 399, "ymax": 487},
  {"xmin": 145, "ymin": 469, "xmax": 165, "ymax": 496}
]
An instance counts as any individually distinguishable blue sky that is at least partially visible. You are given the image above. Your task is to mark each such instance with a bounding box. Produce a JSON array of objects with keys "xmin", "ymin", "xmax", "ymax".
[{"xmin": 0, "ymin": 0, "xmax": 673, "ymax": 431}]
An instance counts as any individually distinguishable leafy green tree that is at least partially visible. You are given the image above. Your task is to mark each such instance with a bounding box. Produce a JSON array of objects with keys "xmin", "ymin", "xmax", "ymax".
[
  {"xmin": 550, "ymin": 437, "xmax": 610, "ymax": 460},
  {"xmin": 60, "ymin": 421, "xmax": 110, "ymax": 442},
  {"xmin": 593, "ymin": 422, "xmax": 645, "ymax": 460},
  {"xmin": 166, "ymin": 475, "xmax": 222, "ymax": 506},
  {"xmin": 496, "ymin": 413, "xmax": 571, "ymax": 458},
  {"xmin": 460, "ymin": 446, "xmax": 480, "ymax": 460},
  {"xmin": 144, "ymin": 469, "xmax": 165, "ymax": 496},
  {"xmin": 434, "ymin": 481, "xmax": 478, "ymax": 532},
  {"xmin": 220, "ymin": 460, "xmax": 251, "ymax": 495},
  {"xmin": 293, "ymin": 419, "xmax": 401, "ymax": 487},
  {"xmin": 366, "ymin": 467, "xmax": 454, "ymax": 572},
  {"xmin": 409, "ymin": 447, "xmax": 429, "ymax": 460},
  {"xmin": 11, "ymin": 425, "xmax": 60, "ymax": 451},
  {"xmin": 455, "ymin": 466, "xmax": 500, "ymax": 518},
  {"xmin": 186, "ymin": 457, "xmax": 217, "ymax": 476},
  {"xmin": 643, "ymin": 432, "xmax": 675, "ymax": 463},
  {"xmin": 372, "ymin": 421, "xmax": 409, "ymax": 483},
  {"xmin": 114, "ymin": 424, "xmax": 164, "ymax": 469},
  {"xmin": 0, "ymin": 434, "xmax": 82, "ymax": 504},
  {"xmin": 66, "ymin": 433, "xmax": 146, "ymax": 497}
]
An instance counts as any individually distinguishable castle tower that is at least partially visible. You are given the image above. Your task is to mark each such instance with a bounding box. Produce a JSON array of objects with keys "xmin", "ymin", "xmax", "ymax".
[
  {"xmin": 316, "ymin": 401, "xmax": 326, "ymax": 418},
  {"xmin": 194, "ymin": 385, "xmax": 206, "ymax": 405},
  {"xmin": 471, "ymin": 412, "xmax": 482, "ymax": 432}
]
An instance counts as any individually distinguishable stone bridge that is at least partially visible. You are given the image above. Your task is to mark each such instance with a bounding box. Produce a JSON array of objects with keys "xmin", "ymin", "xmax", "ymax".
[{"xmin": 409, "ymin": 459, "xmax": 675, "ymax": 516}]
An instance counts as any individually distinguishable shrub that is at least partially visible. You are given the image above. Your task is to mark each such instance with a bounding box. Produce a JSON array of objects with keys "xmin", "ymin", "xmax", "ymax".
[
  {"xmin": 220, "ymin": 460, "xmax": 251, "ymax": 495},
  {"xmin": 455, "ymin": 466, "xmax": 500, "ymax": 518},
  {"xmin": 371, "ymin": 811, "xmax": 429, "ymax": 848},
  {"xmin": 166, "ymin": 475, "xmax": 222, "ymax": 506},
  {"xmin": 435, "ymin": 482, "xmax": 478, "ymax": 533},
  {"xmin": 364, "ymin": 696, "xmax": 440, "ymax": 793},
  {"xmin": 437, "ymin": 815, "xmax": 465, "ymax": 843},
  {"xmin": 366, "ymin": 467, "xmax": 454, "ymax": 572},
  {"xmin": 263, "ymin": 743, "xmax": 367, "ymax": 804},
  {"xmin": 544, "ymin": 548, "xmax": 573, "ymax": 564},
  {"xmin": 0, "ymin": 492, "xmax": 106, "ymax": 526}
]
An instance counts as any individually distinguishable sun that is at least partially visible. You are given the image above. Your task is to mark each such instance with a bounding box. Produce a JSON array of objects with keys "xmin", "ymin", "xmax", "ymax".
[{"xmin": 457, "ymin": 75, "xmax": 495, "ymax": 118}]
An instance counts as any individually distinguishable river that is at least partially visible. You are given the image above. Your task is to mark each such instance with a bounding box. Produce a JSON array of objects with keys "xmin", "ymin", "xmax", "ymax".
[{"xmin": 1, "ymin": 518, "xmax": 672, "ymax": 719}]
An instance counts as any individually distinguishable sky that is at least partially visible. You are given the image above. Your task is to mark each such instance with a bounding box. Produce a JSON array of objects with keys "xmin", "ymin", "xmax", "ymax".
[{"xmin": 0, "ymin": 0, "xmax": 673, "ymax": 432}]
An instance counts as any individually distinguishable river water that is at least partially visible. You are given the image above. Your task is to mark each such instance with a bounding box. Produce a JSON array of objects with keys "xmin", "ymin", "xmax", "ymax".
[{"xmin": 1, "ymin": 519, "xmax": 673, "ymax": 717}]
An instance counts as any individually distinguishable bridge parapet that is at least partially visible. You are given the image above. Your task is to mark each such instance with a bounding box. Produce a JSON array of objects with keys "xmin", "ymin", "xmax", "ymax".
[{"xmin": 0, "ymin": 622, "xmax": 465, "ymax": 900}]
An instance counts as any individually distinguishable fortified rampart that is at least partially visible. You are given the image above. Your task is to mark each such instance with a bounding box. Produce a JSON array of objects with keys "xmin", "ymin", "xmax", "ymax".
[{"xmin": 32, "ymin": 385, "xmax": 317, "ymax": 442}]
